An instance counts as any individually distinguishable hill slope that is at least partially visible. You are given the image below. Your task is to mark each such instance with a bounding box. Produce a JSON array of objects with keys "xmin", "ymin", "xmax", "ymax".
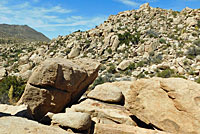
[
  {"xmin": 0, "ymin": 24, "xmax": 50, "ymax": 43},
  {"xmin": 0, "ymin": 3, "xmax": 200, "ymax": 83}
]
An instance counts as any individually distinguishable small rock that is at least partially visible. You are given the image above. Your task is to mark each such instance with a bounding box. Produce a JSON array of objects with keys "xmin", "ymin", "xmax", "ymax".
[
  {"xmin": 52, "ymin": 111, "xmax": 91, "ymax": 130},
  {"xmin": 87, "ymin": 83, "xmax": 123, "ymax": 103}
]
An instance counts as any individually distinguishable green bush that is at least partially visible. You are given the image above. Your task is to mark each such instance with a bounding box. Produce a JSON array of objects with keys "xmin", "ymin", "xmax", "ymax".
[
  {"xmin": 186, "ymin": 45, "xmax": 200, "ymax": 59},
  {"xmin": 197, "ymin": 20, "xmax": 200, "ymax": 28},
  {"xmin": 107, "ymin": 48, "xmax": 112, "ymax": 54},
  {"xmin": 137, "ymin": 61, "xmax": 145, "ymax": 67},
  {"xmin": 159, "ymin": 38, "xmax": 166, "ymax": 44},
  {"xmin": 118, "ymin": 32, "xmax": 140, "ymax": 46},
  {"xmin": 157, "ymin": 69, "xmax": 174, "ymax": 78},
  {"xmin": 194, "ymin": 39, "xmax": 200, "ymax": 47},
  {"xmin": 196, "ymin": 77, "xmax": 200, "ymax": 84},
  {"xmin": 91, "ymin": 76, "xmax": 105, "ymax": 89},
  {"xmin": 147, "ymin": 30, "xmax": 159, "ymax": 38},
  {"xmin": 137, "ymin": 72, "xmax": 146, "ymax": 79},
  {"xmin": 107, "ymin": 64, "xmax": 116, "ymax": 74},
  {"xmin": 127, "ymin": 63, "xmax": 136, "ymax": 70},
  {"xmin": 0, "ymin": 76, "xmax": 26, "ymax": 104}
]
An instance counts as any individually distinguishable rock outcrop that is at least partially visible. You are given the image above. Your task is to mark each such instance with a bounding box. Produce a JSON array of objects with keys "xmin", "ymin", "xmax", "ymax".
[
  {"xmin": 17, "ymin": 58, "xmax": 100, "ymax": 120},
  {"xmin": 125, "ymin": 78, "xmax": 200, "ymax": 134}
]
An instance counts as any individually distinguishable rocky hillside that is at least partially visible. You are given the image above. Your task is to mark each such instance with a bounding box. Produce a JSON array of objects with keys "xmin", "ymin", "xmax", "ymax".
[
  {"xmin": 0, "ymin": 3, "xmax": 199, "ymax": 84},
  {"xmin": 0, "ymin": 24, "xmax": 50, "ymax": 43}
]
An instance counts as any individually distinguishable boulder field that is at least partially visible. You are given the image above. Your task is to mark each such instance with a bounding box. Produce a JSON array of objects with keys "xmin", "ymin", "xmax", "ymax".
[{"xmin": 1, "ymin": 58, "xmax": 200, "ymax": 134}]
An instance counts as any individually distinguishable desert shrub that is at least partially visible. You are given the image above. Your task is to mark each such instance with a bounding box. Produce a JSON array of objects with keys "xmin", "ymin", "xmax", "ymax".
[
  {"xmin": 172, "ymin": 11, "xmax": 178, "ymax": 17},
  {"xmin": 107, "ymin": 63, "xmax": 116, "ymax": 74},
  {"xmin": 194, "ymin": 39, "xmax": 200, "ymax": 47},
  {"xmin": 157, "ymin": 69, "xmax": 174, "ymax": 78},
  {"xmin": 146, "ymin": 30, "xmax": 159, "ymax": 38},
  {"xmin": 137, "ymin": 72, "xmax": 146, "ymax": 79},
  {"xmin": 197, "ymin": 20, "xmax": 200, "ymax": 28},
  {"xmin": 172, "ymin": 75, "xmax": 187, "ymax": 79},
  {"xmin": 91, "ymin": 76, "xmax": 105, "ymax": 89},
  {"xmin": 159, "ymin": 38, "xmax": 166, "ymax": 44},
  {"xmin": 136, "ymin": 61, "xmax": 145, "ymax": 67},
  {"xmin": 186, "ymin": 45, "xmax": 200, "ymax": 59},
  {"xmin": 196, "ymin": 77, "xmax": 200, "ymax": 84},
  {"xmin": 127, "ymin": 63, "xmax": 136, "ymax": 70},
  {"xmin": 0, "ymin": 76, "xmax": 26, "ymax": 104},
  {"xmin": 176, "ymin": 51, "xmax": 184, "ymax": 57},
  {"xmin": 118, "ymin": 32, "xmax": 140, "ymax": 45},
  {"xmin": 107, "ymin": 48, "xmax": 112, "ymax": 54},
  {"xmin": 149, "ymin": 53, "xmax": 163, "ymax": 64}
]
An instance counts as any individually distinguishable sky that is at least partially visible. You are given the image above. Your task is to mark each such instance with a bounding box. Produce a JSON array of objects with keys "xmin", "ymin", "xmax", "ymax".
[{"xmin": 0, "ymin": 0, "xmax": 199, "ymax": 39}]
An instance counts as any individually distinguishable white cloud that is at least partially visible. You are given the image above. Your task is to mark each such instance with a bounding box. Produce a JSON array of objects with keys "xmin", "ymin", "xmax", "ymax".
[
  {"xmin": 0, "ymin": 2, "xmax": 73, "ymax": 27},
  {"xmin": 35, "ymin": 16, "xmax": 106, "ymax": 28},
  {"xmin": 116, "ymin": 0, "xmax": 140, "ymax": 7},
  {"xmin": 0, "ymin": 1, "xmax": 107, "ymax": 38}
]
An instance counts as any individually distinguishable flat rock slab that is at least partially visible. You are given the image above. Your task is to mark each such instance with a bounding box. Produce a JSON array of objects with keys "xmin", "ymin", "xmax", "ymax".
[
  {"xmin": 125, "ymin": 78, "xmax": 200, "ymax": 134},
  {"xmin": 52, "ymin": 111, "xmax": 91, "ymax": 130},
  {"xmin": 87, "ymin": 82, "xmax": 123, "ymax": 103},
  {"xmin": 70, "ymin": 99, "xmax": 136, "ymax": 126},
  {"xmin": 18, "ymin": 58, "xmax": 100, "ymax": 120},
  {"xmin": 0, "ymin": 116, "xmax": 69, "ymax": 134},
  {"xmin": 94, "ymin": 123, "xmax": 172, "ymax": 134},
  {"xmin": 0, "ymin": 104, "xmax": 32, "ymax": 119}
]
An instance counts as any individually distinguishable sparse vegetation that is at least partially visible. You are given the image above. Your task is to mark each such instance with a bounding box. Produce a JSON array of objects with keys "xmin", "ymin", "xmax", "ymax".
[
  {"xmin": 0, "ymin": 76, "xmax": 26, "ymax": 104},
  {"xmin": 118, "ymin": 32, "xmax": 140, "ymax": 46},
  {"xmin": 157, "ymin": 69, "xmax": 175, "ymax": 78}
]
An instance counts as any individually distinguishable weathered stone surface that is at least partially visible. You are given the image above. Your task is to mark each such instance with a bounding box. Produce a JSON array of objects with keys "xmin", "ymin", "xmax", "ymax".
[
  {"xmin": 94, "ymin": 123, "xmax": 172, "ymax": 134},
  {"xmin": 87, "ymin": 83, "xmax": 123, "ymax": 103},
  {"xmin": 68, "ymin": 46, "xmax": 80, "ymax": 58},
  {"xmin": 0, "ymin": 67, "xmax": 6, "ymax": 81},
  {"xmin": 18, "ymin": 58, "xmax": 100, "ymax": 120},
  {"xmin": 0, "ymin": 116, "xmax": 69, "ymax": 134},
  {"xmin": 111, "ymin": 36, "xmax": 120, "ymax": 51},
  {"xmin": 0, "ymin": 104, "xmax": 32, "ymax": 118},
  {"xmin": 71, "ymin": 99, "xmax": 136, "ymax": 126},
  {"xmin": 125, "ymin": 78, "xmax": 200, "ymax": 134},
  {"xmin": 52, "ymin": 111, "xmax": 91, "ymax": 130},
  {"xmin": 117, "ymin": 60, "xmax": 133, "ymax": 71}
]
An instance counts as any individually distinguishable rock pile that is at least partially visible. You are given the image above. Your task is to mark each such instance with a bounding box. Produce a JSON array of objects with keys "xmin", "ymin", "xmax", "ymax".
[
  {"xmin": 0, "ymin": 3, "xmax": 199, "ymax": 83},
  {"xmin": 1, "ymin": 64, "xmax": 200, "ymax": 133},
  {"xmin": 0, "ymin": 2, "xmax": 200, "ymax": 134}
]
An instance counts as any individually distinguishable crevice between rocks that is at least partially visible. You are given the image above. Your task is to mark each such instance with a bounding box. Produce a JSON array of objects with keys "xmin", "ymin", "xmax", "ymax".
[
  {"xmin": 87, "ymin": 96, "xmax": 125, "ymax": 106},
  {"xmin": 29, "ymin": 83, "xmax": 69, "ymax": 93},
  {"xmin": 130, "ymin": 115, "xmax": 163, "ymax": 131}
]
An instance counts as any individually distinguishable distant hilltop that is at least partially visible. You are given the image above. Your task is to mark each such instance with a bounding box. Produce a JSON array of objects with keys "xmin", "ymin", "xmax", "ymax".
[{"xmin": 0, "ymin": 24, "xmax": 50, "ymax": 43}]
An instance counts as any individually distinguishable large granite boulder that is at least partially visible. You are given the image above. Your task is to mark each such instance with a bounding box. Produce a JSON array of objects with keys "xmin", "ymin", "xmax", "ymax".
[
  {"xmin": 125, "ymin": 78, "xmax": 200, "ymax": 134},
  {"xmin": 17, "ymin": 58, "xmax": 100, "ymax": 120},
  {"xmin": 0, "ymin": 116, "xmax": 69, "ymax": 134}
]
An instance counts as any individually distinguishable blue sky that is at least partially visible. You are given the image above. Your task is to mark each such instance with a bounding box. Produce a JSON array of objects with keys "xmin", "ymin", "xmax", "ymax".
[{"xmin": 0, "ymin": 0, "xmax": 199, "ymax": 39}]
